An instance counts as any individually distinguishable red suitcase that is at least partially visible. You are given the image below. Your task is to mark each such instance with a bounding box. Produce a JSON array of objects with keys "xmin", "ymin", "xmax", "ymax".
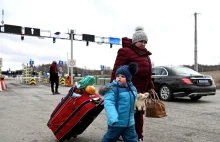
[{"xmin": 47, "ymin": 87, "xmax": 104, "ymax": 142}]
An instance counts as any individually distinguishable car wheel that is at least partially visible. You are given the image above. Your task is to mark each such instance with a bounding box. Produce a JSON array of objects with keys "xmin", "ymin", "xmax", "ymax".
[
  {"xmin": 159, "ymin": 85, "xmax": 173, "ymax": 101},
  {"xmin": 190, "ymin": 96, "xmax": 202, "ymax": 101}
]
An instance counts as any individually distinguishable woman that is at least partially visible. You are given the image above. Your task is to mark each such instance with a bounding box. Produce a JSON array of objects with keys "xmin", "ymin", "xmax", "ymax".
[{"xmin": 110, "ymin": 27, "xmax": 155, "ymax": 141}]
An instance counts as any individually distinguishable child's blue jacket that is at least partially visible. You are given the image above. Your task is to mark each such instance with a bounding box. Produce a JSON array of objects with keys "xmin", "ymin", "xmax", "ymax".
[{"xmin": 99, "ymin": 80, "xmax": 138, "ymax": 127}]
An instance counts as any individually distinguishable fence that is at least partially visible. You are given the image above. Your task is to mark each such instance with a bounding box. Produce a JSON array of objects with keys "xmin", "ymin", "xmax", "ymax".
[
  {"xmin": 16, "ymin": 76, "xmax": 111, "ymax": 86},
  {"xmin": 74, "ymin": 77, "xmax": 110, "ymax": 85}
]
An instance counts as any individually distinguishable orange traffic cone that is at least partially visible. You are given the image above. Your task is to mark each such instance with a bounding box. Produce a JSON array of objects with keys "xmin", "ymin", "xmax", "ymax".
[
  {"xmin": 65, "ymin": 76, "xmax": 71, "ymax": 87},
  {"xmin": 1, "ymin": 80, "xmax": 6, "ymax": 90},
  {"xmin": 0, "ymin": 81, "xmax": 2, "ymax": 92}
]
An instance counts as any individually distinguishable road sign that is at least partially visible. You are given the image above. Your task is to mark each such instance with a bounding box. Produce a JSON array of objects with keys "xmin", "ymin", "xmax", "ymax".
[
  {"xmin": 4, "ymin": 24, "xmax": 22, "ymax": 34},
  {"xmin": 25, "ymin": 27, "xmax": 40, "ymax": 36},
  {"xmin": 82, "ymin": 34, "xmax": 95, "ymax": 42},
  {"xmin": 59, "ymin": 66, "xmax": 63, "ymax": 73},
  {"xmin": 59, "ymin": 60, "xmax": 64, "ymax": 66},
  {"xmin": 0, "ymin": 58, "xmax": 2, "ymax": 67},
  {"xmin": 109, "ymin": 37, "xmax": 120, "ymax": 45},
  {"xmin": 68, "ymin": 60, "xmax": 76, "ymax": 67},
  {"xmin": 29, "ymin": 60, "xmax": 34, "ymax": 65},
  {"xmin": 100, "ymin": 65, "xmax": 104, "ymax": 71},
  {"xmin": 43, "ymin": 72, "xmax": 48, "ymax": 78}
]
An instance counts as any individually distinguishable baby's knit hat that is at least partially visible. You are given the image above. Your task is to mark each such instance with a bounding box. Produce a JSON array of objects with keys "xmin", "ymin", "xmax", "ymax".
[{"xmin": 116, "ymin": 62, "xmax": 138, "ymax": 81}]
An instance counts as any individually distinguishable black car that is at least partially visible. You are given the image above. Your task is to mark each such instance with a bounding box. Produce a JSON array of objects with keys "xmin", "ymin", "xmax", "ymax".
[{"xmin": 152, "ymin": 66, "xmax": 216, "ymax": 101}]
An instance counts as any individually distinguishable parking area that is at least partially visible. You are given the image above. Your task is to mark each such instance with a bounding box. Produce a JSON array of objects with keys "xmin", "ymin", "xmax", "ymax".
[{"xmin": 0, "ymin": 80, "xmax": 220, "ymax": 142}]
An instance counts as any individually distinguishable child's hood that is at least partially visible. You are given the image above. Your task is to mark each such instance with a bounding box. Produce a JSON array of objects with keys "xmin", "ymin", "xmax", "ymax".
[
  {"xmin": 98, "ymin": 85, "xmax": 112, "ymax": 96},
  {"xmin": 98, "ymin": 80, "xmax": 134, "ymax": 96},
  {"xmin": 98, "ymin": 80, "xmax": 117, "ymax": 96}
]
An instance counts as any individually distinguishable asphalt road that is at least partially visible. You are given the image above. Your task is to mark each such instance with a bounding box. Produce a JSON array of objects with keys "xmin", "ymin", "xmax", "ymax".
[{"xmin": 0, "ymin": 79, "xmax": 220, "ymax": 142}]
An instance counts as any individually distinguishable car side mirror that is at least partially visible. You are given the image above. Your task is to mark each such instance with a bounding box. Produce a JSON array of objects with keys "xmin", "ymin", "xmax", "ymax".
[{"xmin": 152, "ymin": 72, "xmax": 155, "ymax": 75}]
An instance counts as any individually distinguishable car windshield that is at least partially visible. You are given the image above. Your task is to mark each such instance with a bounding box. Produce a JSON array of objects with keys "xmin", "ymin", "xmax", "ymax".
[{"xmin": 172, "ymin": 67, "xmax": 201, "ymax": 75}]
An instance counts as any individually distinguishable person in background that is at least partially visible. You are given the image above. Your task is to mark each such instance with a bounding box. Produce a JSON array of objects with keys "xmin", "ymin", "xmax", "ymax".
[
  {"xmin": 110, "ymin": 27, "xmax": 155, "ymax": 141},
  {"xmin": 49, "ymin": 61, "xmax": 60, "ymax": 95}
]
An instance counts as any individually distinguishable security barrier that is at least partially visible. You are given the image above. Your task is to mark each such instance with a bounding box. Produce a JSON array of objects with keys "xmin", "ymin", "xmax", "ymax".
[
  {"xmin": 38, "ymin": 71, "xmax": 43, "ymax": 83},
  {"xmin": 74, "ymin": 77, "xmax": 110, "ymax": 85},
  {"xmin": 22, "ymin": 66, "xmax": 31, "ymax": 83},
  {"xmin": 29, "ymin": 78, "xmax": 37, "ymax": 85},
  {"xmin": 96, "ymin": 78, "xmax": 111, "ymax": 85},
  {"xmin": 59, "ymin": 78, "xmax": 65, "ymax": 85},
  {"xmin": 43, "ymin": 78, "xmax": 48, "ymax": 83}
]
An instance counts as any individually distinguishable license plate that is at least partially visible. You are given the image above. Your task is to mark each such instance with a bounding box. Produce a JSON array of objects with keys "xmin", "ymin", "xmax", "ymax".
[{"xmin": 198, "ymin": 80, "xmax": 209, "ymax": 84}]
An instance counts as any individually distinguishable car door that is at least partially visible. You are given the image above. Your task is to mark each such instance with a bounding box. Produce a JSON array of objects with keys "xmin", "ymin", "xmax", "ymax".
[{"xmin": 152, "ymin": 67, "xmax": 165, "ymax": 91}]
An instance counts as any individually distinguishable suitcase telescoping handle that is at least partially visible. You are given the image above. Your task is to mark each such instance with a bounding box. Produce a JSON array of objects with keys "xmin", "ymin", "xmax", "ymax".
[{"xmin": 90, "ymin": 98, "xmax": 103, "ymax": 106}]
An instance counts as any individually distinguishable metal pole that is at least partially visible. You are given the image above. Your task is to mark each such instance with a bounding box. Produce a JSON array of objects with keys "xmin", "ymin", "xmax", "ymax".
[
  {"xmin": 70, "ymin": 30, "xmax": 74, "ymax": 86},
  {"xmin": 67, "ymin": 52, "xmax": 69, "ymax": 75},
  {"xmin": 1, "ymin": 9, "xmax": 4, "ymax": 25},
  {"xmin": 194, "ymin": 12, "xmax": 198, "ymax": 72}
]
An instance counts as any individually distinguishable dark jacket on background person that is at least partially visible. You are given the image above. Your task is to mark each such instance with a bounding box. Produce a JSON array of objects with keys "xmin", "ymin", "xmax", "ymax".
[{"xmin": 50, "ymin": 62, "xmax": 58, "ymax": 82}]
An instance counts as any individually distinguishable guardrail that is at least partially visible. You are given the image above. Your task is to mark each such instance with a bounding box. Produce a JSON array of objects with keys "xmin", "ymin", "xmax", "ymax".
[
  {"xmin": 4, "ymin": 76, "xmax": 111, "ymax": 86},
  {"xmin": 74, "ymin": 77, "xmax": 110, "ymax": 85}
]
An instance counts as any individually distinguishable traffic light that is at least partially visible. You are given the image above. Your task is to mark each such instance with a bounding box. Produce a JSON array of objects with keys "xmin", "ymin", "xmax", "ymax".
[
  {"xmin": 53, "ymin": 32, "xmax": 60, "ymax": 44},
  {"xmin": 53, "ymin": 37, "xmax": 56, "ymax": 43},
  {"xmin": 21, "ymin": 34, "xmax": 24, "ymax": 41},
  {"xmin": 110, "ymin": 43, "xmax": 112, "ymax": 48}
]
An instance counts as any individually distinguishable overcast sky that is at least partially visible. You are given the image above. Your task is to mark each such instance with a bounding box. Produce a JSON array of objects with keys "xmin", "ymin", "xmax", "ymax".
[{"xmin": 0, "ymin": 0, "xmax": 220, "ymax": 71}]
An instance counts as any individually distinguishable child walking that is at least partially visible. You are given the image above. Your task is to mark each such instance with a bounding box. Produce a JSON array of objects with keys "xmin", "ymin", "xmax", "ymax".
[{"xmin": 99, "ymin": 62, "xmax": 139, "ymax": 142}]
